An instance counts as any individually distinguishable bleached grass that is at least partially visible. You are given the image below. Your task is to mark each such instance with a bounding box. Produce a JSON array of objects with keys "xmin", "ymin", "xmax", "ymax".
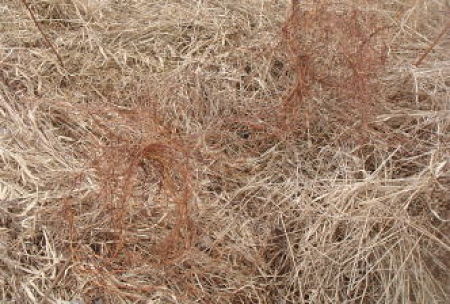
[{"xmin": 0, "ymin": 0, "xmax": 448, "ymax": 303}]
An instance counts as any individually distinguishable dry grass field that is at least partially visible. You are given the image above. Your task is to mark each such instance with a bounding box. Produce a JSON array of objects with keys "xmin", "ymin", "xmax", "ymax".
[{"xmin": 0, "ymin": 0, "xmax": 449, "ymax": 303}]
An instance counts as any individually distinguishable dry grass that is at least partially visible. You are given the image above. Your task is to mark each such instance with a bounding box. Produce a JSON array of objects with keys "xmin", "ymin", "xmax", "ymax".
[{"xmin": 1, "ymin": 0, "xmax": 449, "ymax": 303}]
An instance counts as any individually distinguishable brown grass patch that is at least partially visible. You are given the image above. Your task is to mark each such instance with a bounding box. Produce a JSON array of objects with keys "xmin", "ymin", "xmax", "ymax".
[{"xmin": 1, "ymin": 0, "xmax": 448, "ymax": 303}]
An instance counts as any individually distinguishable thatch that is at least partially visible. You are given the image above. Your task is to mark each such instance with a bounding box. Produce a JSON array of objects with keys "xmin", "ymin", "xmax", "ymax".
[{"xmin": 1, "ymin": 0, "xmax": 449, "ymax": 303}]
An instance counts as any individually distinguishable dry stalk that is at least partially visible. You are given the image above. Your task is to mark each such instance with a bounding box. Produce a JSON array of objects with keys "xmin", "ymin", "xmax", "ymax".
[{"xmin": 20, "ymin": 0, "xmax": 65, "ymax": 68}]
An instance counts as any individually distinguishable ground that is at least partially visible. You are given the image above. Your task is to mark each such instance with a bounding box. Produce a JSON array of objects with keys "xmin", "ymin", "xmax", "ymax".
[{"xmin": 0, "ymin": 0, "xmax": 449, "ymax": 303}]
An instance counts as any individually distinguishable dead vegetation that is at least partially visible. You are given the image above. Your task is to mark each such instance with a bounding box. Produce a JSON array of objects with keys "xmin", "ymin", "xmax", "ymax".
[{"xmin": 0, "ymin": 0, "xmax": 449, "ymax": 303}]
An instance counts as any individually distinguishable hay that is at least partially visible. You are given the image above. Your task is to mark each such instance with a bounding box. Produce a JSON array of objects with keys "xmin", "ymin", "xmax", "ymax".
[{"xmin": 1, "ymin": 0, "xmax": 449, "ymax": 303}]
